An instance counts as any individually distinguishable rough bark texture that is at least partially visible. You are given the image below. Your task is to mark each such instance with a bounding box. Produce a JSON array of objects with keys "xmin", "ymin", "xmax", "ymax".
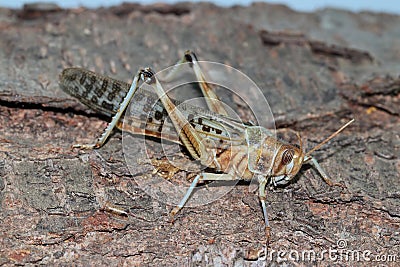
[{"xmin": 0, "ymin": 2, "xmax": 399, "ymax": 266}]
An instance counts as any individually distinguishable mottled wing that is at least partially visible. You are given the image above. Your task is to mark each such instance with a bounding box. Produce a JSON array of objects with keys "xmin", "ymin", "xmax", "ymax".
[
  {"xmin": 59, "ymin": 68, "xmax": 130, "ymax": 117},
  {"xmin": 59, "ymin": 67, "xmax": 247, "ymax": 146}
]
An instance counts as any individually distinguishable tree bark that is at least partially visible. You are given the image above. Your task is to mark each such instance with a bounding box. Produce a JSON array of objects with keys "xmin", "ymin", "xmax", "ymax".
[{"xmin": 0, "ymin": 2, "xmax": 398, "ymax": 266}]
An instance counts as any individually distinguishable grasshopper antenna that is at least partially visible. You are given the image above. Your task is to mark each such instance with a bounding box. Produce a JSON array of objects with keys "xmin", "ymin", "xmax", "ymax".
[{"xmin": 305, "ymin": 119, "xmax": 354, "ymax": 157}]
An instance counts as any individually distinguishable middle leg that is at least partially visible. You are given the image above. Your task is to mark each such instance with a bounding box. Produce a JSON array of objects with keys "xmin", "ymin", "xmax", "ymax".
[{"xmin": 170, "ymin": 172, "xmax": 237, "ymax": 218}]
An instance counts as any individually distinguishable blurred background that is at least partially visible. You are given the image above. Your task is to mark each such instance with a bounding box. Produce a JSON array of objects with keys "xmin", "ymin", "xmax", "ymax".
[{"xmin": 1, "ymin": 0, "xmax": 400, "ymax": 15}]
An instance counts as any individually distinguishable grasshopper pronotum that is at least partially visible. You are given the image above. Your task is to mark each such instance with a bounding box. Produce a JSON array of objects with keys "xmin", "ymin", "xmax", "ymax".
[{"xmin": 59, "ymin": 50, "xmax": 354, "ymax": 244}]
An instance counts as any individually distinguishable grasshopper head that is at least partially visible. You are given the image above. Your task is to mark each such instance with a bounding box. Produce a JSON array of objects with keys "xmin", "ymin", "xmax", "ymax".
[
  {"xmin": 270, "ymin": 119, "xmax": 355, "ymax": 185},
  {"xmin": 246, "ymin": 119, "xmax": 354, "ymax": 186},
  {"xmin": 270, "ymin": 143, "xmax": 304, "ymax": 186}
]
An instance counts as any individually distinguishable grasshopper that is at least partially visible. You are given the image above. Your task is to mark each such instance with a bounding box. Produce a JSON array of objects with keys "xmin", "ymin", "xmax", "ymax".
[{"xmin": 59, "ymin": 50, "xmax": 354, "ymax": 243}]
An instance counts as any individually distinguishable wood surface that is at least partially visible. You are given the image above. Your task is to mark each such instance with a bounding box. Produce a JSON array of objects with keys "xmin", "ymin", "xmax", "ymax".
[{"xmin": 0, "ymin": 2, "xmax": 399, "ymax": 266}]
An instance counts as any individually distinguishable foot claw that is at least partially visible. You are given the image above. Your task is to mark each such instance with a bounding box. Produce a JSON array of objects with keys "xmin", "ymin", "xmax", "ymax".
[
  {"xmin": 170, "ymin": 207, "xmax": 179, "ymax": 218},
  {"xmin": 150, "ymin": 159, "xmax": 180, "ymax": 180},
  {"xmin": 265, "ymin": 226, "xmax": 271, "ymax": 247},
  {"xmin": 244, "ymin": 247, "xmax": 264, "ymax": 260},
  {"xmin": 169, "ymin": 207, "xmax": 180, "ymax": 223}
]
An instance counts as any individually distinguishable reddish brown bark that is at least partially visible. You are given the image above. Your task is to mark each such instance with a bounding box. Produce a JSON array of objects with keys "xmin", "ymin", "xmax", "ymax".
[{"xmin": 0, "ymin": 3, "xmax": 398, "ymax": 266}]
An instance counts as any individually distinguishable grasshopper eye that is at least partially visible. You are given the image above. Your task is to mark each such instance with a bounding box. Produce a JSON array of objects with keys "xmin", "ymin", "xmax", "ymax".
[{"xmin": 282, "ymin": 149, "xmax": 294, "ymax": 165}]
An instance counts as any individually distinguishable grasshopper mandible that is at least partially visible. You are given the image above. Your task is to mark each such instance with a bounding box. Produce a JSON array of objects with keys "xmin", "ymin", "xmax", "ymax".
[{"xmin": 59, "ymin": 50, "xmax": 354, "ymax": 243}]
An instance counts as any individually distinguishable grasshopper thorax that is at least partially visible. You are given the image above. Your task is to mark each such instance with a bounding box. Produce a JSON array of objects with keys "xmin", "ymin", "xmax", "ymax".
[{"xmin": 245, "ymin": 126, "xmax": 304, "ymax": 186}]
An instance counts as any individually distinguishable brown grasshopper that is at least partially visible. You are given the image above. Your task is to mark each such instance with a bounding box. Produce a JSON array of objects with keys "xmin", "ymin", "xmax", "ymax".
[{"xmin": 59, "ymin": 50, "xmax": 354, "ymax": 243}]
